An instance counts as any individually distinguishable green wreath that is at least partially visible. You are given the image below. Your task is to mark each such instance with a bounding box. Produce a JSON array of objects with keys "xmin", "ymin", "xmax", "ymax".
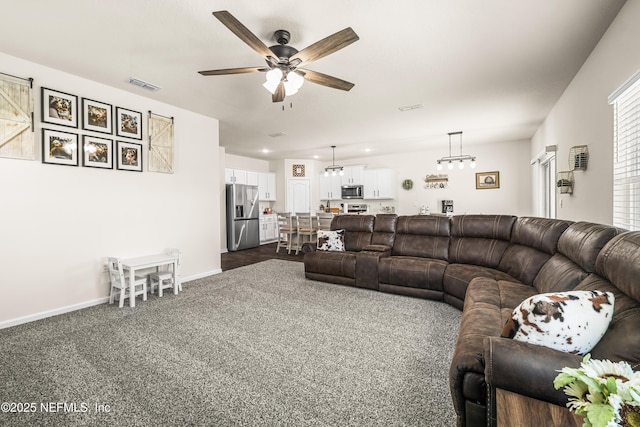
[{"xmin": 402, "ymin": 179, "xmax": 414, "ymax": 190}]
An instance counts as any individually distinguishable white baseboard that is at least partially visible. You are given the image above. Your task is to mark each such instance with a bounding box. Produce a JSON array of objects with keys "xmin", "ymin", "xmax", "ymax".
[
  {"xmin": 0, "ymin": 297, "xmax": 109, "ymax": 330},
  {"xmin": 182, "ymin": 269, "xmax": 222, "ymax": 282},
  {"xmin": 1, "ymin": 269, "xmax": 224, "ymax": 330}
]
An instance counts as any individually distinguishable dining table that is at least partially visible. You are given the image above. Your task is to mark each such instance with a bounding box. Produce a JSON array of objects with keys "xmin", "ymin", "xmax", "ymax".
[{"xmin": 119, "ymin": 253, "xmax": 180, "ymax": 307}]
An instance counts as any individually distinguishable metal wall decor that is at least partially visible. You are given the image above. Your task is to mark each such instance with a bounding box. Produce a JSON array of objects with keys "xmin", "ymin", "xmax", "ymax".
[{"xmin": 424, "ymin": 174, "xmax": 449, "ymax": 189}]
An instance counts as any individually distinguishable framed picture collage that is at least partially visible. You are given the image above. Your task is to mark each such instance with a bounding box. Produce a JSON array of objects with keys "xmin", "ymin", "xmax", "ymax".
[{"xmin": 41, "ymin": 87, "xmax": 143, "ymax": 172}]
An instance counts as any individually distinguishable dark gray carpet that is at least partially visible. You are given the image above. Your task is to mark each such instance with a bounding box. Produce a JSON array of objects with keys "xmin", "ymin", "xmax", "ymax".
[{"xmin": 0, "ymin": 260, "xmax": 461, "ymax": 426}]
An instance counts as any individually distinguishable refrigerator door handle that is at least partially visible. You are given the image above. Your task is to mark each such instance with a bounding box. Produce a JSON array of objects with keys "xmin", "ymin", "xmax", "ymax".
[
  {"xmin": 235, "ymin": 222, "xmax": 246, "ymax": 248},
  {"xmin": 247, "ymin": 188, "xmax": 259, "ymax": 218}
]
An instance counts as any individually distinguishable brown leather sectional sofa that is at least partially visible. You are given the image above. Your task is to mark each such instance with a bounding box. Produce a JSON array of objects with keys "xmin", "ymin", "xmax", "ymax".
[{"xmin": 302, "ymin": 213, "xmax": 640, "ymax": 427}]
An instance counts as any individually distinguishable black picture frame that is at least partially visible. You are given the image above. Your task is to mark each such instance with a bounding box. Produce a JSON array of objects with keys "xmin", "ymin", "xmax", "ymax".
[
  {"xmin": 116, "ymin": 140, "xmax": 143, "ymax": 172},
  {"xmin": 115, "ymin": 107, "xmax": 142, "ymax": 139},
  {"xmin": 82, "ymin": 135, "xmax": 113, "ymax": 169},
  {"xmin": 42, "ymin": 128, "xmax": 79, "ymax": 166},
  {"xmin": 82, "ymin": 98, "xmax": 113, "ymax": 134},
  {"xmin": 41, "ymin": 87, "xmax": 78, "ymax": 128}
]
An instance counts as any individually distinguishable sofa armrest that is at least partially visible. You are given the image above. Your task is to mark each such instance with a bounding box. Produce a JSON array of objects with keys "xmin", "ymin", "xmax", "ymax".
[
  {"xmin": 483, "ymin": 336, "xmax": 582, "ymax": 406},
  {"xmin": 301, "ymin": 242, "xmax": 316, "ymax": 254},
  {"xmin": 355, "ymin": 249, "xmax": 390, "ymax": 290},
  {"xmin": 362, "ymin": 244, "xmax": 391, "ymax": 253}
]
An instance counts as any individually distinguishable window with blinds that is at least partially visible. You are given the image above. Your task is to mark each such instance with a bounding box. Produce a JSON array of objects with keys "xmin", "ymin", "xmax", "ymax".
[{"xmin": 609, "ymin": 70, "xmax": 640, "ymax": 231}]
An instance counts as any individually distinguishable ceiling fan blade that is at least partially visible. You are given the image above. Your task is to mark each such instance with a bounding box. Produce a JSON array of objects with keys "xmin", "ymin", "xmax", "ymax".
[
  {"xmin": 198, "ymin": 67, "xmax": 266, "ymax": 76},
  {"xmin": 212, "ymin": 10, "xmax": 273, "ymax": 59},
  {"xmin": 290, "ymin": 27, "xmax": 359, "ymax": 66},
  {"xmin": 272, "ymin": 81, "xmax": 285, "ymax": 103},
  {"xmin": 299, "ymin": 69, "xmax": 355, "ymax": 91}
]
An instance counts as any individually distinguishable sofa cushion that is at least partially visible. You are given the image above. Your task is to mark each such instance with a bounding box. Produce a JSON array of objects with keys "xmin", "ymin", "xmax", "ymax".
[
  {"xmin": 378, "ymin": 256, "xmax": 447, "ymax": 291},
  {"xmin": 501, "ymin": 290, "xmax": 614, "ymax": 355},
  {"xmin": 557, "ymin": 222, "xmax": 622, "ymax": 272},
  {"xmin": 443, "ymin": 263, "xmax": 521, "ymax": 308},
  {"xmin": 392, "ymin": 215, "xmax": 450, "ymax": 259},
  {"xmin": 316, "ymin": 229, "xmax": 345, "ymax": 251},
  {"xmin": 498, "ymin": 217, "xmax": 572, "ymax": 285},
  {"xmin": 576, "ymin": 232, "xmax": 640, "ymax": 364},
  {"xmin": 532, "ymin": 222, "xmax": 621, "ymax": 294},
  {"xmin": 303, "ymin": 250, "xmax": 357, "ymax": 279},
  {"xmin": 331, "ymin": 215, "xmax": 375, "ymax": 252},
  {"xmin": 370, "ymin": 213, "xmax": 398, "ymax": 247},
  {"xmin": 449, "ymin": 215, "xmax": 515, "ymax": 268}
]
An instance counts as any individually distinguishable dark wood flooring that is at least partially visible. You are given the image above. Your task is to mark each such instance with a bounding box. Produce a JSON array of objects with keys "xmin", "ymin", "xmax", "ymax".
[{"xmin": 221, "ymin": 242, "xmax": 304, "ymax": 271}]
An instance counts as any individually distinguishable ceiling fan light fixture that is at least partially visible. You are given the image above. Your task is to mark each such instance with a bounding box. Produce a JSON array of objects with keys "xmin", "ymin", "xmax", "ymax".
[
  {"xmin": 263, "ymin": 68, "xmax": 283, "ymax": 94},
  {"xmin": 265, "ymin": 68, "xmax": 283, "ymax": 82},
  {"xmin": 262, "ymin": 79, "xmax": 279, "ymax": 94}
]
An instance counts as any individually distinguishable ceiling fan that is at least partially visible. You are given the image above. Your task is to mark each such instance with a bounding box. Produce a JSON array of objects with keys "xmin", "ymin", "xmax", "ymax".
[{"xmin": 198, "ymin": 10, "xmax": 359, "ymax": 103}]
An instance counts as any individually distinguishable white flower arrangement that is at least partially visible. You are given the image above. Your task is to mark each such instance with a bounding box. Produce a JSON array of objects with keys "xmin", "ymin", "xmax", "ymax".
[{"xmin": 554, "ymin": 354, "xmax": 640, "ymax": 427}]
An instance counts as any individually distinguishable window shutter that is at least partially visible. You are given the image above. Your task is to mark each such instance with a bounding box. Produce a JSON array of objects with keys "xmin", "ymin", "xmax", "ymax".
[{"xmin": 609, "ymin": 71, "xmax": 640, "ymax": 230}]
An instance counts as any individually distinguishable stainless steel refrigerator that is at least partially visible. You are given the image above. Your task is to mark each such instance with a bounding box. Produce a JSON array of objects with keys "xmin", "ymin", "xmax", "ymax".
[{"xmin": 226, "ymin": 183, "xmax": 260, "ymax": 251}]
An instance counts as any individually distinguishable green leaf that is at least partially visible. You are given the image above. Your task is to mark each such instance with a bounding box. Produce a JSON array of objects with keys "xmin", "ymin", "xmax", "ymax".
[
  {"xmin": 606, "ymin": 376, "xmax": 617, "ymax": 395},
  {"xmin": 586, "ymin": 403, "xmax": 615, "ymax": 427},
  {"xmin": 554, "ymin": 372, "xmax": 576, "ymax": 389}
]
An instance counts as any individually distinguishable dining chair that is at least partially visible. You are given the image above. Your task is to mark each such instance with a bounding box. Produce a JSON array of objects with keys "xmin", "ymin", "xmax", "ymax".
[
  {"xmin": 295, "ymin": 213, "xmax": 317, "ymax": 255},
  {"xmin": 317, "ymin": 212, "xmax": 334, "ymax": 231},
  {"xmin": 108, "ymin": 257, "xmax": 148, "ymax": 308},
  {"xmin": 276, "ymin": 212, "xmax": 297, "ymax": 254},
  {"xmin": 149, "ymin": 248, "xmax": 182, "ymax": 297}
]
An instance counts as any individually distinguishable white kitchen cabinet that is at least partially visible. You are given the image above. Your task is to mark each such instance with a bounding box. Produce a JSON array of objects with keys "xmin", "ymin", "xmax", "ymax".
[
  {"xmin": 260, "ymin": 214, "xmax": 278, "ymax": 243},
  {"xmin": 341, "ymin": 165, "xmax": 364, "ymax": 185},
  {"xmin": 258, "ymin": 172, "xmax": 277, "ymax": 201},
  {"xmin": 246, "ymin": 171, "xmax": 259, "ymax": 186},
  {"xmin": 363, "ymin": 168, "xmax": 396, "ymax": 199},
  {"xmin": 319, "ymin": 173, "xmax": 342, "ymax": 200},
  {"xmin": 225, "ymin": 168, "xmax": 248, "ymax": 184}
]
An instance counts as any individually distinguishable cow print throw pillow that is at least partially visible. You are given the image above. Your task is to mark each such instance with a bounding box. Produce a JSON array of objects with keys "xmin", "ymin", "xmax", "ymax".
[
  {"xmin": 317, "ymin": 229, "xmax": 345, "ymax": 252},
  {"xmin": 500, "ymin": 290, "xmax": 614, "ymax": 355}
]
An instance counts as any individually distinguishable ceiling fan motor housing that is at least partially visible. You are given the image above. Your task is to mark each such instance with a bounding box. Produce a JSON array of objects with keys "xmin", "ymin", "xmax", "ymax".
[
  {"xmin": 268, "ymin": 44, "xmax": 298, "ymax": 61},
  {"xmin": 274, "ymin": 29, "xmax": 290, "ymax": 45}
]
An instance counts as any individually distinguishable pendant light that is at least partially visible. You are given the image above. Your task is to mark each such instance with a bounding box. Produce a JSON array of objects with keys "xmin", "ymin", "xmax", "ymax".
[
  {"xmin": 324, "ymin": 145, "xmax": 344, "ymax": 177},
  {"xmin": 436, "ymin": 131, "xmax": 477, "ymax": 171}
]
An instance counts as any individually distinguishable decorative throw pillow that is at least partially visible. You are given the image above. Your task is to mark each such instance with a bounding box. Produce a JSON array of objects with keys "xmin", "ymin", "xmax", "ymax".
[
  {"xmin": 317, "ymin": 229, "xmax": 345, "ymax": 252},
  {"xmin": 500, "ymin": 290, "xmax": 614, "ymax": 355}
]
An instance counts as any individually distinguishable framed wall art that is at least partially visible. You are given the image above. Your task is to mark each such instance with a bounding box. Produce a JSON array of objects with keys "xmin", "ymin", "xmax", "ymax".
[
  {"xmin": 42, "ymin": 128, "xmax": 78, "ymax": 166},
  {"xmin": 41, "ymin": 87, "xmax": 78, "ymax": 128},
  {"xmin": 476, "ymin": 171, "xmax": 500, "ymax": 189},
  {"xmin": 82, "ymin": 135, "xmax": 113, "ymax": 169},
  {"xmin": 116, "ymin": 107, "xmax": 142, "ymax": 139},
  {"xmin": 116, "ymin": 140, "xmax": 143, "ymax": 172},
  {"xmin": 82, "ymin": 98, "xmax": 112, "ymax": 134}
]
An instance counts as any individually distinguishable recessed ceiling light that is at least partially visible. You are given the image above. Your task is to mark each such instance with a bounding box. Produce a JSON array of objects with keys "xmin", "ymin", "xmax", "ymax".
[
  {"xmin": 313, "ymin": 155, "xmax": 319, "ymax": 159},
  {"xmin": 364, "ymin": 148, "xmax": 371, "ymax": 153},
  {"xmin": 398, "ymin": 104, "xmax": 423, "ymax": 112},
  {"xmin": 262, "ymin": 149, "xmax": 270, "ymax": 154}
]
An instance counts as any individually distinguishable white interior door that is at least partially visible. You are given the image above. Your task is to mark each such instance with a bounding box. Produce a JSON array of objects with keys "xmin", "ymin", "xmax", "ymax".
[{"xmin": 287, "ymin": 179, "xmax": 310, "ymax": 214}]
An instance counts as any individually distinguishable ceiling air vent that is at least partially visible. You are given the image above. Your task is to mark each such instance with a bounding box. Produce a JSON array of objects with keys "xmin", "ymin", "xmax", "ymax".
[
  {"xmin": 268, "ymin": 132, "xmax": 287, "ymax": 138},
  {"xmin": 128, "ymin": 77, "xmax": 161, "ymax": 91}
]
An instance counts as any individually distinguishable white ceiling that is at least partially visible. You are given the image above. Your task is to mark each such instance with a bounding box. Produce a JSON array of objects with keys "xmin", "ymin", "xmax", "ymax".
[{"xmin": 0, "ymin": 0, "xmax": 626, "ymax": 162}]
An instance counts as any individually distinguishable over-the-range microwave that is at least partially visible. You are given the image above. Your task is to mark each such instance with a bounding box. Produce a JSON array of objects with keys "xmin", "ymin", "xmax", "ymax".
[{"xmin": 341, "ymin": 185, "xmax": 363, "ymax": 199}]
